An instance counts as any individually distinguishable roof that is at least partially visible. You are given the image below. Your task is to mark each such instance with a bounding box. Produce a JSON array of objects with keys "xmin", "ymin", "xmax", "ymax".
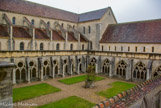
[
  {"xmin": 80, "ymin": 34, "xmax": 88, "ymax": 42},
  {"xmin": 79, "ymin": 8, "xmax": 109, "ymax": 22},
  {"xmin": 0, "ymin": 25, "xmax": 9, "ymax": 37},
  {"xmin": 100, "ymin": 19, "xmax": 161, "ymax": 43},
  {"xmin": 68, "ymin": 32, "xmax": 77, "ymax": 42},
  {"xmin": 0, "ymin": 0, "xmax": 112, "ymax": 23},
  {"xmin": 35, "ymin": 28, "xmax": 50, "ymax": 39},
  {"xmin": 0, "ymin": 0, "xmax": 78, "ymax": 23},
  {"xmin": 13, "ymin": 26, "xmax": 31, "ymax": 38},
  {"xmin": 52, "ymin": 30, "xmax": 65, "ymax": 41}
]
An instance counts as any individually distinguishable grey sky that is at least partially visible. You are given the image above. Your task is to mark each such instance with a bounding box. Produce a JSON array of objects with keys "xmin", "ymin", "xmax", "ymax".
[{"xmin": 26, "ymin": 0, "xmax": 161, "ymax": 23}]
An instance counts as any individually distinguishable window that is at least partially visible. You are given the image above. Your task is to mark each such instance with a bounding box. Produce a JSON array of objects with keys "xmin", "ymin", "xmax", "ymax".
[
  {"xmin": 82, "ymin": 44, "xmax": 84, "ymax": 50},
  {"xmin": 143, "ymin": 47, "xmax": 146, "ymax": 52},
  {"xmin": 90, "ymin": 42, "xmax": 92, "ymax": 50},
  {"xmin": 47, "ymin": 21, "xmax": 50, "ymax": 27},
  {"xmin": 135, "ymin": 47, "xmax": 138, "ymax": 52},
  {"xmin": 12, "ymin": 17, "xmax": 16, "ymax": 25},
  {"xmin": 128, "ymin": 47, "xmax": 130, "ymax": 52},
  {"xmin": 109, "ymin": 46, "xmax": 110, "ymax": 51},
  {"xmin": 61, "ymin": 23, "xmax": 64, "ymax": 27},
  {"xmin": 56, "ymin": 43, "xmax": 60, "ymax": 50},
  {"xmin": 102, "ymin": 46, "xmax": 104, "ymax": 51},
  {"xmin": 20, "ymin": 42, "xmax": 24, "ymax": 51},
  {"xmin": 115, "ymin": 46, "xmax": 116, "ymax": 51},
  {"xmin": 0, "ymin": 42, "xmax": 1, "ymax": 50},
  {"xmin": 83, "ymin": 27, "xmax": 85, "ymax": 34},
  {"xmin": 70, "ymin": 44, "xmax": 73, "ymax": 50},
  {"xmin": 40, "ymin": 43, "xmax": 44, "ymax": 50},
  {"xmin": 152, "ymin": 47, "xmax": 154, "ymax": 52},
  {"xmin": 121, "ymin": 46, "xmax": 123, "ymax": 51},
  {"xmin": 73, "ymin": 25, "xmax": 75, "ymax": 28},
  {"xmin": 31, "ymin": 19, "xmax": 34, "ymax": 25},
  {"xmin": 88, "ymin": 26, "xmax": 91, "ymax": 34}
]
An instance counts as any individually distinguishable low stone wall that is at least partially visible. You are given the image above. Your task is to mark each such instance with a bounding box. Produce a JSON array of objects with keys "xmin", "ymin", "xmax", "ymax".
[{"xmin": 93, "ymin": 75, "xmax": 161, "ymax": 108}]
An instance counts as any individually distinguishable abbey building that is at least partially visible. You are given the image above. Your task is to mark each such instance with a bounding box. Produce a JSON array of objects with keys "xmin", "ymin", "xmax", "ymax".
[{"xmin": 0, "ymin": 0, "xmax": 160, "ymax": 84}]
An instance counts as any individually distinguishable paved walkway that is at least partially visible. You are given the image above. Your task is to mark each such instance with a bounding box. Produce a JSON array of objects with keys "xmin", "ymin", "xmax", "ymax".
[{"xmin": 13, "ymin": 74, "xmax": 132, "ymax": 108}]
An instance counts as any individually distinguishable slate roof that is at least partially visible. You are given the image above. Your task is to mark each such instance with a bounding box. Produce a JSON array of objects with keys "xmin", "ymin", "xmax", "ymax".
[
  {"xmin": 79, "ymin": 8, "xmax": 109, "ymax": 22},
  {"xmin": 100, "ymin": 19, "xmax": 161, "ymax": 43},
  {"xmin": 0, "ymin": 0, "xmax": 112, "ymax": 23}
]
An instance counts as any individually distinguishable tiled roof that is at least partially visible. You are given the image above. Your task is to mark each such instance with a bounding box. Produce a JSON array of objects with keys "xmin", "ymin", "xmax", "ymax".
[
  {"xmin": 68, "ymin": 32, "xmax": 78, "ymax": 42},
  {"xmin": 13, "ymin": 26, "xmax": 31, "ymax": 38},
  {"xmin": 0, "ymin": 0, "xmax": 79, "ymax": 23},
  {"xmin": 100, "ymin": 19, "xmax": 161, "ymax": 43},
  {"xmin": 80, "ymin": 34, "xmax": 88, "ymax": 42},
  {"xmin": 52, "ymin": 30, "xmax": 65, "ymax": 41},
  {"xmin": 35, "ymin": 28, "xmax": 50, "ymax": 39},
  {"xmin": 0, "ymin": 25, "xmax": 9, "ymax": 37},
  {"xmin": 79, "ymin": 8, "xmax": 109, "ymax": 22},
  {"xmin": 0, "ymin": 0, "xmax": 111, "ymax": 22}
]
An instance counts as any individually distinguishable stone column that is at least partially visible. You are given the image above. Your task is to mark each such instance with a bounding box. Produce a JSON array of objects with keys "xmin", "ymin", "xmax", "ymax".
[
  {"xmin": 12, "ymin": 69, "xmax": 16, "ymax": 84},
  {"xmin": 0, "ymin": 61, "xmax": 15, "ymax": 108},
  {"xmin": 146, "ymin": 69, "xmax": 150, "ymax": 80},
  {"xmin": 77, "ymin": 64, "xmax": 80, "ymax": 74},
  {"xmin": 109, "ymin": 64, "xmax": 113, "ymax": 77},
  {"xmin": 27, "ymin": 69, "xmax": 31, "ymax": 83},
  {"xmin": 62, "ymin": 65, "xmax": 65, "ymax": 77},
  {"xmin": 52, "ymin": 65, "xmax": 55, "ymax": 79}
]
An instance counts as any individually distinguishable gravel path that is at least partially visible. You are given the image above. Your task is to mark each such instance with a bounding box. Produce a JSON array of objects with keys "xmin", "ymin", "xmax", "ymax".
[{"xmin": 13, "ymin": 74, "xmax": 124, "ymax": 108}]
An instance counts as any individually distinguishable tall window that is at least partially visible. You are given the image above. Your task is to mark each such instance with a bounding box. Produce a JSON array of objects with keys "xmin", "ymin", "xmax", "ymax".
[
  {"xmin": 90, "ymin": 42, "xmax": 92, "ymax": 50},
  {"xmin": 102, "ymin": 46, "xmax": 104, "ymax": 51},
  {"xmin": 40, "ymin": 43, "xmax": 44, "ymax": 50},
  {"xmin": 70, "ymin": 44, "xmax": 73, "ymax": 50},
  {"xmin": 82, "ymin": 44, "xmax": 84, "ymax": 50},
  {"xmin": 143, "ymin": 47, "xmax": 146, "ymax": 52},
  {"xmin": 47, "ymin": 21, "xmax": 50, "ymax": 27},
  {"xmin": 12, "ymin": 17, "xmax": 16, "ymax": 25},
  {"xmin": 135, "ymin": 47, "xmax": 138, "ymax": 52},
  {"xmin": 83, "ymin": 27, "xmax": 85, "ymax": 34},
  {"xmin": 121, "ymin": 46, "xmax": 123, "ymax": 51},
  {"xmin": 61, "ymin": 23, "xmax": 64, "ymax": 27},
  {"xmin": 109, "ymin": 46, "xmax": 110, "ymax": 51},
  {"xmin": 115, "ymin": 46, "xmax": 116, "ymax": 51},
  {"xmin": 152, "ymin": 47, "xmax": 154, "ymax": 52},
  {"xmin": 73, "ymin": 25, "xmax": 75, "ymax": 28},
  {"xmin": 56, "ymin": 43, "xmax": 60, "ymax": 50},
  {"xmin": 0, "ymin": 42, "xmax": 1, "ymax": 50},
  {"xmin": 128, "ymin": 46, "xmax": 130, "ymax": 52},
  {"xmin": 31, "ymin": 19, "xmax": 34, "ymax": 25},
  {"xmin": 88, "ymin": 26, "xmax": 91, "ymax": 34},
  {"xmin": 20, "ymin": 42, "xmax": 24, "ymax": 51}
]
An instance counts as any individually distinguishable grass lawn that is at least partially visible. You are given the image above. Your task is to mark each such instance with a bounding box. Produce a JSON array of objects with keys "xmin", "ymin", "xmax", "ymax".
[
  {"xmin": 37, "ymin": 96, "xmax": 95, "ymax": 108},
  {"xmin": 13, "ymin": 83, "xmax": 61, "ymax": 102},
  {"xmin": 58, "ymin": 75, "xmax": 104, "ymax": 85},
  {"xmin": 97, "ymin": 81, "xmax": 136, "ymax": 98}
]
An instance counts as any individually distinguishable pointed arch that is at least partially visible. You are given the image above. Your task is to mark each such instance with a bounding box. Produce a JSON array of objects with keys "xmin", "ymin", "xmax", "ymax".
[{"xmin": 116, "ymin": 60, "xmax": 127, "ymax": 77}]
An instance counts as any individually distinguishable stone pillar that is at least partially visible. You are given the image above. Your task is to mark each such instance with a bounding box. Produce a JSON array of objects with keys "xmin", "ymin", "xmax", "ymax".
[
  {"xmin": 95, "ymin": 64, "xmax": 98, "ymax": 74},
  {"xmin": 109, "ymin": 64, "xmax": 113, "ymax": 77},
  {"xmin": 62, "ymin": 65, "xmax": 65, "ymax": 77},
  {"xmin": 27, "ymin": 69, "xmax": 31, "ymax": 83},
  {"xmin": 12, "ymin": 69, "xmax": 16, "ymax": 84},
  {"xmin": 77, "ymin": 64, "xmax": 80, "ymax": 74},
  {"xmin": 146, "ymin": 69, "xmax": 150, "ymax": 80},
  {"xmin": 0, "ymin": 61, "xmax": 15, "ymax": 108}
]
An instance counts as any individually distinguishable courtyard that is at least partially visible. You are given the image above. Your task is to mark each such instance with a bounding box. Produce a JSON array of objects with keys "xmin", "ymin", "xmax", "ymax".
[{"xmin": 13, "ymin": 74, "xmax": 136, "ymax": 108}]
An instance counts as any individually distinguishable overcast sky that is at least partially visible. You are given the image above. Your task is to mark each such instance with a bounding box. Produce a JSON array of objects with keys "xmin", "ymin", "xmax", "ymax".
[{"xmin": 26, "ymin": 0, "xmax": 161, "ymax": 23}]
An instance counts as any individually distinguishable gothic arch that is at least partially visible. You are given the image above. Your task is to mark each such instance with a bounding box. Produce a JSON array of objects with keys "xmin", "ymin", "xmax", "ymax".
[
  {"xmin": 102, "ymin": 59, "xmax": 110, "ymax": 75},
  {"xmin": 153, "ymin": 66, "xmax": 161, "ymax": 77},
  {"xmin": 133, "ymin": 62, "xmax": 147, "ymax": 80},
  {"xmin": 43, "ymin": 60, "xmax": 50, "ymax": 78},
  {"xmin": 116, "ymin": 60, "xmax": 127, "ymax": 77},
  {"xmin": 53, "ymin": 60, "xmax": 59, "ymax": 76}
]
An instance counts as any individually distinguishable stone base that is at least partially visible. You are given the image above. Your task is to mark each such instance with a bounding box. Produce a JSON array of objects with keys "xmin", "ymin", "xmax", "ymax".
[{"xmin": 0, "ymin": 97, "xmax": 13, "ymax": 108}]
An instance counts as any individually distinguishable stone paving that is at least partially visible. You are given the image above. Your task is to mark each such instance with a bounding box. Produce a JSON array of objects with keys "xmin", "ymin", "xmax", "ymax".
[{"xmin": 13, "ymin": 74, "xmax": 134, "ymax": 108}]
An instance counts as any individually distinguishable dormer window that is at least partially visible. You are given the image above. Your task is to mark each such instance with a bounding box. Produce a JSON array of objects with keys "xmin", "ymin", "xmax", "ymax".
[
  {"xmin": 20, "ymin": 42, "xmax": 24, "ymax": 51},
  {"xmin": 31, "ymin": 19, "xmax": 34, "ymax": 25}
]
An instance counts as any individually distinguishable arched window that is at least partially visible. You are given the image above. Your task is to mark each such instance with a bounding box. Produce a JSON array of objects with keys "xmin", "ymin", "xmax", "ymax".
[
  {"xmin": 88, "ymin": 26, "xmax": 91, "ymax": 34},
  {"xmin": 109, "ymin": 46, "xmax": 110, "ymax": 51},
  {"xmin": 143, "ymin": 47, "xmax": 146, "ymax": 52},
  {"xmin": 152, "ymin": 47, "xmax": 154, "ymax": 52},
  {"xmin": 31, "ymin": 19, "xmax": 34, "ymax": 25},
  {"xmin": 20, "ymin": 42, "xmax": 24, "ymax": 51},
  {"xmin": 115, "ymin": 46, "xmax": 116, "ymax": 51},
  {"xmin": 61, "ymin": 23, "xmax": 64, "ymax": 27},
  {"xmin": 73, "ymin": 25, "xmax": 75, "ymax": 28},
  {"xmin": 47, "ymin": 21, "xmax": 50, "ymax": 27},
  {"xmin": 56, "ymin": 43, "xmax": 60, "ymax": 50},
  {"xmin": 40, "ymin": 43, "xmax": 44, "ymax": 50},
  {"xmin": 102, "ymin": 46, "xmax": 104, "ymax": 51},
  {"xmin": 83, "ymin": 27, "xmax": 85, "ymax": 34},
  {"xmin": 121, "ymin": 46, "xmax": 123, "ymax": 51},
  {"xmin": 128, "ymin": 46, "xmax": 130, "ymax": 51},
  {"xmin": 12, "ymin": 17, "xmax": 16, "ymax": 25},
  {"xmin": 70, "ymin": 44, "xmax": 73, "ymax": 50},
  {"xmin": 135, "ymin": 47, "xmax": 138, "ymax": 52},
  {"xmin": 82, "ymin": 44, "xmax": 84, "ymax": 50}
]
